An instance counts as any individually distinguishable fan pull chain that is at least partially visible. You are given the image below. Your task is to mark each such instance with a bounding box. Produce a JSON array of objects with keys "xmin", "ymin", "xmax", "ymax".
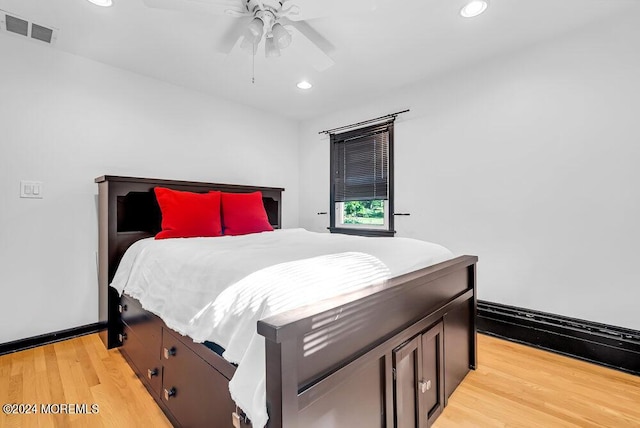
[{"xmin": 252, "ymin": 41, "xmax": 256, "ymax": 84}]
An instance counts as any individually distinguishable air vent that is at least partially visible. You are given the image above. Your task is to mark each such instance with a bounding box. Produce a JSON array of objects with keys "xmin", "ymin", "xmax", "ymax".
[
  {"xmin": 31, "ymin": 23, "xmax": 53, "ymax": 43},
  {"xmin": 0, "ymin": 10, "xmax": 58, "ymax": 45},
  {"xmin": 6, "ymin": 15, "xmax": 28, "ymax": 36}
]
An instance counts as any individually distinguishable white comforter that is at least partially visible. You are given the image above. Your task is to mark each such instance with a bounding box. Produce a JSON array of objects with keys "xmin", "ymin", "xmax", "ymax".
[{"xmin": 110, "ymin": 228, "xmax": 453, "ymax": 427}]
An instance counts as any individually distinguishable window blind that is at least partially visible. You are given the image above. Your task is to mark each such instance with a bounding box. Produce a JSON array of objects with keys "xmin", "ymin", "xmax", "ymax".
[{"xmin": 333, "ymin": 126, "xmax": 389, "ymax": 202}]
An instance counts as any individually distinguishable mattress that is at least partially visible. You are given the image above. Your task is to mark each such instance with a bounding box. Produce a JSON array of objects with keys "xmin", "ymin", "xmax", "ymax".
[{"xmin": 110, "ymin": 228, "xmax": 454, "ymax": 427}]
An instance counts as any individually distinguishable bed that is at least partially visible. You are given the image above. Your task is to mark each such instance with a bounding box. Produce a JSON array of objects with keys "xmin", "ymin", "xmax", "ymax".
[{"xmin": 96, "ymin": 175, "xmax": 478, "ymax": 428}]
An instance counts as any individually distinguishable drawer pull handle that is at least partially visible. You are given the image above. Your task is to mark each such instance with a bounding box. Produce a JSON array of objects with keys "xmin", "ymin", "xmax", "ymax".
[
  {"xmin": 419, "ymin": 380, "xmax": 431, "ymax": 393},
  {"xmin": 118, "ymin": 333, "xmax": 127, "ymax": 343},
  {"xmin": 163, "ymin": 347, "xmax": 177, "ymax": 359},
  {"xmin": 118, "ymin": 304, "xmax": 128, "ymax": 313},
  {"xmin": 163, "ymin": 387, "xmax": 176, "ymax": 401},
  {"xmin": 232, "ymin": 412, "xmax": 241, "ymax": 428},
  {"xmin": 147, "ymin": 368, "xmax": 158, "ymax": 379}
]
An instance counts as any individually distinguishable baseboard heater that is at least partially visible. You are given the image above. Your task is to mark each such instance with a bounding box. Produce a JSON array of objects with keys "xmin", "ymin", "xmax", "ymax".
[
  {"xmin": 0, "ymin": 322, "xmax": 104, "ymax": 356},
  {"xmin": 477, "ymin": 300, "xmax": 640, "ymax": 376}
]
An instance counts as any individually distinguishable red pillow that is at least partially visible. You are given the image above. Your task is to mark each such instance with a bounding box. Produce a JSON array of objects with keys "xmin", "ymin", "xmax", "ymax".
[
  {"xmin": 221, "ymin": 191, "xmax": 274, "ymax": 236},
  {"xmin": 154, "ymin": 187, "xmax": 222, "ymax": 239}
]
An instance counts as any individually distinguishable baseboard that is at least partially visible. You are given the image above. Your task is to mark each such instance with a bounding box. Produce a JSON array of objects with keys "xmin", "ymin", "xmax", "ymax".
[
  {"xmin": 0, "ymin": 322, "xmax": 106, "ymax": 356},
  {"xmin": 477, "ymin": 301, "xmax": 640, "ymax": 376}
]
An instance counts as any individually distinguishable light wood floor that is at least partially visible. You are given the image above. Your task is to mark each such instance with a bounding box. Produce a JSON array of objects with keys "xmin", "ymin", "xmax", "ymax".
[
  {"xmin": 0, "ymin": 334, "xmax": 171, "ymax": 428},
  {"xmin": 435, "ymin": 335, "xmax": 640, "ymax": 428},
  {"xmin": 0, "ymin": 334, "xmax": 638, "ymax": 428}
]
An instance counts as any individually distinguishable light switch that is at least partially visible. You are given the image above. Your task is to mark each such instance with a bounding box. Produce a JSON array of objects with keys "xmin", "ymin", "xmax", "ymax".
[{"xmin": 20, "ymin": 181, "xmax": 43, "ymax": 199}]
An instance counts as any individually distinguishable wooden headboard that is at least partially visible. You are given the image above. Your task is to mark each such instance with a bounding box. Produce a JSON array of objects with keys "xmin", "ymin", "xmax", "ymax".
[{"xmin": 95, "ymin": 175, "xmax": 284, "ymax": 348}]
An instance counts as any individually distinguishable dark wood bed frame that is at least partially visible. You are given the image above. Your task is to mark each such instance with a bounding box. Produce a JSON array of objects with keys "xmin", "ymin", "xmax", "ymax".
[{"xmin": 97, "ymin": 175, "xmax": 478, "ymax": 428}]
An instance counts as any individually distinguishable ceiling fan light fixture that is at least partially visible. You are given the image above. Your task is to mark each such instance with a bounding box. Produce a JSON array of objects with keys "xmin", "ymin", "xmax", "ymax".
[
  {"xmin": 460, "ymin": 0, "xmax": 488, "ymax": 18},
  {"xmin": 271, "ymin": 23, "xmax": 292, "ymax": 49},
  {"xmin": 240, "ymin": 29, "xmax": 259, "ymax": 55},
  {"xmin": 248, "ymin": 17, "xmax": 264, "ymax": 38},
  {"xmin": 265, "ymin": 36, "xmax": 281, "ymax": 58},
  {"xmin": 87, "ymin": 0, "xmax": 113, "ymax": 6}
]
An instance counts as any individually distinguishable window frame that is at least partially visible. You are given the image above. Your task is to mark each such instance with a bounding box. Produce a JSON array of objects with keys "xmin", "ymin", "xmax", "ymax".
[{"xmin": 329, "ymin": 122, "xmax": 395, "ymax": 237}]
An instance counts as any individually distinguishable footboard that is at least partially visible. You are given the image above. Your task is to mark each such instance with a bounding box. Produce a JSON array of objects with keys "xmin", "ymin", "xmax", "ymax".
[{"xmin": 258, "ymin": 255, "xmax": 477, "ymax": 428}]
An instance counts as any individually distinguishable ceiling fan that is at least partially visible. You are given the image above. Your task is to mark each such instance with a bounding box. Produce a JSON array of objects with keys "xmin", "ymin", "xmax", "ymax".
[{"xmin": 142, "ymin": 0, "xmax": 357, "ymax": 71}]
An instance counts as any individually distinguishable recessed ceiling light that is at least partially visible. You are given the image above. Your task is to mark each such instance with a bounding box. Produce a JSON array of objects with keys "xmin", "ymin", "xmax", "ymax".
[
  {"xmin": 297, "ymin": 81, "xmax": 312, "ymax": 90},
  {"xmin": 87, "ymin": 0, "xmax": 113, "ymax": 7},
  {"xmin": 460, "ymin": 0, "xmax": 488, "ymax": 18}
]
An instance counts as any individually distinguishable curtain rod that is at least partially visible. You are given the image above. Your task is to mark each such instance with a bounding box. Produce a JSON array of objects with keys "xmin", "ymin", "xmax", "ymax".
[{"xmin": 318, "ymin": 109, "xmax": 410, "ymax": 135}]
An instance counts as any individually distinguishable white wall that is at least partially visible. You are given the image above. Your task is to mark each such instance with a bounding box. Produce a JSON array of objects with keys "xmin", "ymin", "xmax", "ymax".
[
  {"xmin": 298, "ymin": 13, "xmax": 640, "ymax": 330},
  {"xmin": 0, "ymin": 35, "xmax": 299, "ymax": 344}
]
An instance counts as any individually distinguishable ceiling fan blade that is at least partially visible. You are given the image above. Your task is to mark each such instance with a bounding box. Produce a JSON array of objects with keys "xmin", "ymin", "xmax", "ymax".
[
  {"xmin": 282, "ymin": 0, "xmax": 381, "ymax": 21},
  {"xmin": 281, "ymin": 17, "xmax": 335, "ymax": 57},
  {"xmin": 142, "ymin": 0, "xmax": 245, "ymax": 16},
  {"xmin": 214, "ymin": 15, "xmax": 252, "ymax": 54},
  {"xmin": 285, "ymin": 21, "xmax": 335, "ymax": 71}
]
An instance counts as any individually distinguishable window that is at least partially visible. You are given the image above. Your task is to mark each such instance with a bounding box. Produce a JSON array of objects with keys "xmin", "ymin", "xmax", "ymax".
[{"xmin": 330, "ymin": 122, "xmax": 394, "ymax": 237}]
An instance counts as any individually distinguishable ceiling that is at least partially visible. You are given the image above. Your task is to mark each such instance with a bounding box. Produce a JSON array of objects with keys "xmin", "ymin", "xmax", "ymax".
[{"xmin": 0, "ymin": 0, "xmax": 637, "ymax": 120}]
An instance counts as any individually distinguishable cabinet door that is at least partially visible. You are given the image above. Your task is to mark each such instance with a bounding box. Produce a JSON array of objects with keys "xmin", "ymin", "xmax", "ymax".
[
  {"xmin": 444, "ymin": 302, "xmax": 472, "ymax": 402},
  {"xmin": 393, "ymin": 336, "xmax": 421, "ymax": 428},
  {"xmin": 392, "ymin": 321, "xmax": 445, "ymax": 428},
  {"xmin": 420, "ymin": 322, "xmax": 445, "ymax": 426}
]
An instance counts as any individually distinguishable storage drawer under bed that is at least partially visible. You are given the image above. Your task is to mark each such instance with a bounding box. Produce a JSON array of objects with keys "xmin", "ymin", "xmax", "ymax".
[
  {"xmin": 120, "ymin": 293, "xmax": 162, "ymax": 353},
  {"xmin": 161, "ymin": 328, "xmax": 236, "ymax": 427},
  {"xmin": 120, "ymin": 323, "xmax": 162, "ymax": 396}
]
